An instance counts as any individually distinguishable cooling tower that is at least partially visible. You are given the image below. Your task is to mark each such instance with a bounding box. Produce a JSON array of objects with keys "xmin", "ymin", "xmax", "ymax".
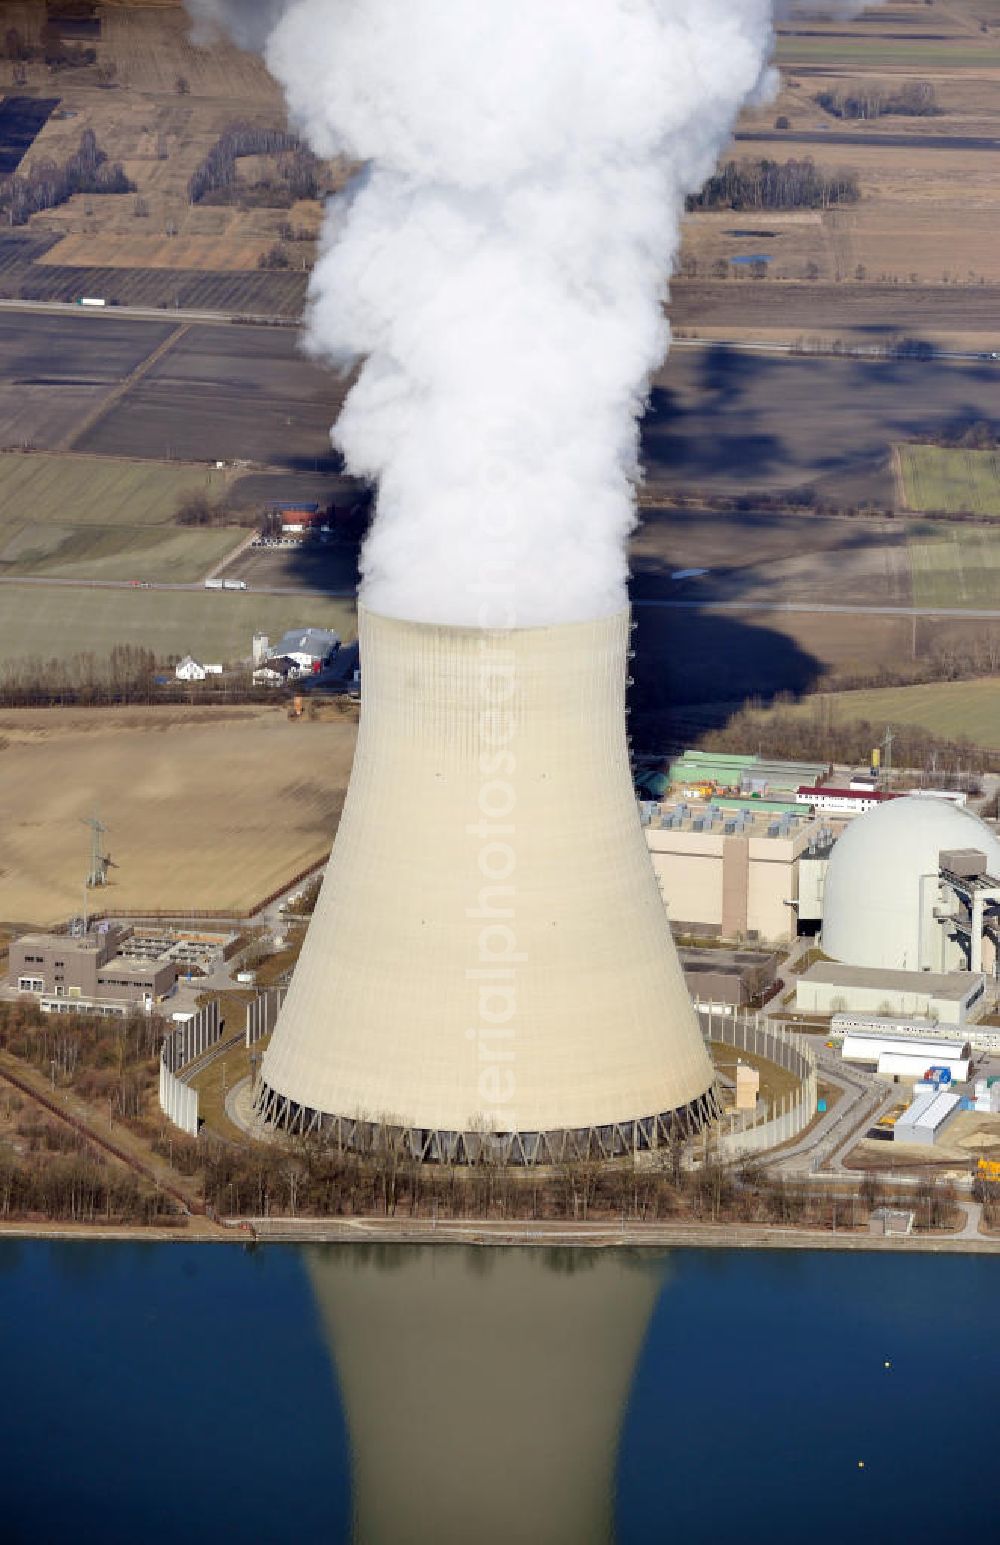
[{"xmin": 256, "ymin": 606, "xmax": 718, "ymax": 1161}]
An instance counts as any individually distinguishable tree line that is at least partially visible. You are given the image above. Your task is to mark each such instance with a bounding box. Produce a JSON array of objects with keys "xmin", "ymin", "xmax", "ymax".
[
  {"xmin": 0, "ymin": 128, "xmax": 133, "ymax": 228},
  {"xmin": 687, "ymin": 157, "xmax": 860, "ymax": 213},
  {"xmin": 697, "ymin": 703, "xmax": 993, "ymax": 776},
  {"xmin": 175, "ymin": 493, "xmax": 259, "ymax": 528},
  {"xmin": 2, "ymin": 24, "xmax": 96, "ymax": 69},
  {"xmin": 0, "ymin": 999, "xmax": 163, "ymax": 1126},
  {"xmin": 0, "ymin": 646, "xmax": 277, "ymax": 707},
  {"xmin": 150, "ymin": 1122, "xmax": 960, "ymax": 1235},
  {"xmin": 188, "ymin": 123, "xmax": 320, "ymax": 208},
  {"xmin": 816, "ymin": 80, "xmax": 939, "ymax": 121},
  {"xmin": 0, "ymin": 1147, "xmax": 173, "ymax": 1224}
]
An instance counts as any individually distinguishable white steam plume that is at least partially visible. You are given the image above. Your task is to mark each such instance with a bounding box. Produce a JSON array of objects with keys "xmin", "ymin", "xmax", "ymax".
[{"xmin": 189, "ymin": 1, "xmax": 878, "ymax": 626}]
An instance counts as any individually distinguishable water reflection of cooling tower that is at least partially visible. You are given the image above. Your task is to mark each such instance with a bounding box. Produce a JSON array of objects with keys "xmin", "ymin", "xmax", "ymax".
[
  {"xmin": 258, "ymin": 607, "xmax": 717, "ymax": 1159},
  {"xmin": 306, "ymin": 1245, "xmax": 666, "ymax": 1545}
]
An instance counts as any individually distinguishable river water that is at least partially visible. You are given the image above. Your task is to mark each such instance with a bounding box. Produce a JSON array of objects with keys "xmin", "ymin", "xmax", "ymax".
[{"xmin": 0, "ymin": 1240, "xmax": 995, "ymax": 1544}]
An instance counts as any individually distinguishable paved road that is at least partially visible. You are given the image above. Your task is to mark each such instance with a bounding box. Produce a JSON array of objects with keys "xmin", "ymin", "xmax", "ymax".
[
  {"xmin": 0, "ymin": 296, "xmax": 286, "ymax": 328},
  {"xmin": 1, "ymin": 297, "xmax": 995, "ymax": 365},
  {"xmin": 9, "ymin": 571, "xmax": 1000, "ymax": 622}
]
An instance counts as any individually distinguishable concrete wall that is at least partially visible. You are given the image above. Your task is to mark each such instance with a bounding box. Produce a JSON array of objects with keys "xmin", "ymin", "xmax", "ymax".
[{"xmin": 700, "ymin": 1010, "xmax": 818, "ymax": 1159}]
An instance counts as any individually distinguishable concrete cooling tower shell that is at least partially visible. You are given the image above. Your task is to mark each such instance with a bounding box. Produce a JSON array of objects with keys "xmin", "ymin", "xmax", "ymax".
[
  {"xmin": 256, "ymin": 606, "xmax": 718, "ymax": 1162},
  {"xmin": 822, "ymin": 795, "xmax": 1000, "ymax": 971}
]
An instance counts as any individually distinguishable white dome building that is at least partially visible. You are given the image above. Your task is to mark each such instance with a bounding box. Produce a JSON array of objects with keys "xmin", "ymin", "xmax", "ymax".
[{"xmin": 822, "ymin": 796, "xmax": 1000, "ymax": 972}]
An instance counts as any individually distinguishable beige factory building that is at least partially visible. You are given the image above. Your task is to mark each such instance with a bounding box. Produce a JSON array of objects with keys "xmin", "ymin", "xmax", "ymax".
[
  {"xmin": 795, "ymin": 961, "xmax": 986, "ymax": 1028},
  {"xmin": 644, "ymin": 803, "xmax": 839, "ymax": 943}
]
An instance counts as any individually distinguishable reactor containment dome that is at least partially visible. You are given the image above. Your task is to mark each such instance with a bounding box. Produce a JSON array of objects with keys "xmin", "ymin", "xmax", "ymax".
[
  {"xmin": 822, "ymin": 795, "xmax": 1000, "ymax": 972},
  {"xmin": 255, "ymin": 606, "xmax": 719, "ymax": 1164}
]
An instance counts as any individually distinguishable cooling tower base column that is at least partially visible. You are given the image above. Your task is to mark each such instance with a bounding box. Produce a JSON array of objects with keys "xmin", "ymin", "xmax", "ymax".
[{"xmin": 252, "ymin": 1079, "xmax": 721, "ymax": 1165}]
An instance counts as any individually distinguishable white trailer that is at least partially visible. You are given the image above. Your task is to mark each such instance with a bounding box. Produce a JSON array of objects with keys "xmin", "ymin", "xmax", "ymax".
[
  {"xmin": 841, "ymin": 1031, "xmax": 969, "ymax": 1066},
  {"xmin": 832, "ymin": 1012, "xmax": 960, "ymax": 1042},
  {"xmin": 204, "ymin": 577, "xmax": 224, "ymax": 590},
  {"xmin": 222, "ymin": 579, "xmax": 247, "ymax": 591}
]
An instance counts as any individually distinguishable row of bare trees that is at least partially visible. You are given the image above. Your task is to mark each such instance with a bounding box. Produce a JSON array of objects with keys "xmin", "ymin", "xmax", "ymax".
[
  {"xmin": 188, "ymin": 123, "xmax": 320, "ymax": 207},
  {"xmin": 2, "ymin": 24, "xmax": 96, "ymax": 69},
  {"xmin": 698, "ymin": 704, "xmax": 993, "ymax": 776},
  {"xmin": 687, "ymin": 157, "xmax": 860, "ymax": 213},
  {"xmin": 816, "ymin": 80, "xmax": 939, "ymax": 121},
  {"xmin": 149, "ymin": 1123, "xmax": 961, "ymax": 1234},
  {"xmin": 0, "ymin": 128, "xmax": 132, "ymax": 227},
  {"xmin": 0, "ymin": 1151, "xmax": 171, "ymax": 1223},
  {"xmin": 0, "ymin": 646, "xmax": 278, "ymax": 707}
]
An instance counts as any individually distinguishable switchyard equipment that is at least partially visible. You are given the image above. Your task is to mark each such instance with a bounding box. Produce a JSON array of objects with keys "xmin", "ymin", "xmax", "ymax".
[{"xmin": 256, "ymin": 608, "xmax": 720, "ymax": 1162}]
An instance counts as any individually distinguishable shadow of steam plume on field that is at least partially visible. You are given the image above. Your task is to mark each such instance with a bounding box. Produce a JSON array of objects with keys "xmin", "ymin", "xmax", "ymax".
[{"xmin": 628, "ymin": 601, "xmax": 821, "ymax": 751}]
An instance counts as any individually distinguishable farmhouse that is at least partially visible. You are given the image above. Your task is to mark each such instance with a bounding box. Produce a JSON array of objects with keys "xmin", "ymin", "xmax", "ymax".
[
  {"xmin": 175, "ymin": 656, "xmax": 223, "ymax": 682},
  {"xmin": 275, "ymin": 503, "xmax": 331, "ymax": 537},
  {"xmin": 270, "ymin": 628, "xmax": 340, "ymax": 674}
]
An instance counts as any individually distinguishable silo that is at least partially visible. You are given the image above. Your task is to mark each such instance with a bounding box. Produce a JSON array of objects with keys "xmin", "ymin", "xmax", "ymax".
[{"xmin": 256, "ymin": 606, "xmax": 718, "ymax": 1160}]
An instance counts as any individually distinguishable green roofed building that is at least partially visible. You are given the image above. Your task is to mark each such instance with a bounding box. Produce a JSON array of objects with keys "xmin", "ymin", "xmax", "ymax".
[{"xmin": 667, "ymin": 749, "xmax": 828, "ymax": 797}]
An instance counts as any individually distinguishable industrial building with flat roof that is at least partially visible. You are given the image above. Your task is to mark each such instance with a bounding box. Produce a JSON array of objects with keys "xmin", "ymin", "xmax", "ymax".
[
  {"xmin": 666, "ymin": 750, "xmax": 829, "ymax": 799},
  {"xmin": 642, "ymin": 799, "xmax": 839, "ymax": 942},
  {"xmin": 795, "ymin": 961, "xmax": 986, "ymax": 1027},
  {"xmin": 10, "ymin": 925, "xmax": 176, "ymax": 1013}
]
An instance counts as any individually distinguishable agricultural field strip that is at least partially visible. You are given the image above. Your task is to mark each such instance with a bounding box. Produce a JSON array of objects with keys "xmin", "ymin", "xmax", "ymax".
[
  {"xmin": 0, "ymin": 584, "xmax": 356, "ymax": 665},
  {"xmin": 899, "ymin": 445, "xmax": 1000, "ymax": 518},
  {"xmin": 59, "ymin": 324, "xmax": 192, "ymax": 453},
  {"xmin": 0, "ymin": 452, "xmax": 243, "ymax": 584},
  {"xmin": 0, "ymin": 705, "xmax": 357, "ymax": 927}
]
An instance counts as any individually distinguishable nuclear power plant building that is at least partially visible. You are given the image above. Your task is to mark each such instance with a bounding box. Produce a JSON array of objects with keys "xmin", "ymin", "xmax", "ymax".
[{"xmin": 255, "ymin": 607, "xmax": 719, "ymax": 1162}]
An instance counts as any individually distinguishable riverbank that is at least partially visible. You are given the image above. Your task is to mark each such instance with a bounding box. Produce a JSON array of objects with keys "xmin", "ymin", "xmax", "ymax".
[{"xmin": 3, "ymin": 1214, "xmax": 1000, "ymax": 1253}]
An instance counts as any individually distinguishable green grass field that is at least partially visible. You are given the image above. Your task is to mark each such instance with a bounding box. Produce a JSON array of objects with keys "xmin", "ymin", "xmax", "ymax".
[
  {"xmin": 900, "ymin": 445, "xmax": 1000, "ymax": 519},
  {"xmin": 0, "ymin": 452, "xmax": 241, "ymax": 584},
  {"xmin": 0, "ymin": 586, "xmax": 357, "ymax": 664},
  {"xmin": 0, "ymin": 452, "xmax": 226, "ymax": 525},
  {"xmin": 736, "ymin": 679, "xmax": 1000, "ymax": 750},
  {"xmin": 908, "ymin": 523, "xmax": 1000, "ymax": 608}
]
